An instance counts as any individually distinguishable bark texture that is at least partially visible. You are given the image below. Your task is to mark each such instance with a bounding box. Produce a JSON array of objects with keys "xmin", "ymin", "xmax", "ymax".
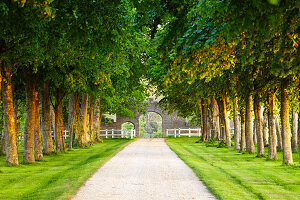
[
  {"xmin": 73, "ymin": 93, "xmax": 81, "ymax": 146},
  {"xmin": 41, "ymin": 81, "xmax": 54, "ymax": 153},
  {"xmin": 240, "ymin": 108, "xmax": 246, "ymax": 151},
  {"xmin": 233, "ymin": 97, "xmax": 240, "ymax": 150},
  {"xmin": 34, "ymin": 94, "xmax": 43, "ymax": 160},
  {"xmin": 222, "ymin": 92, "xmax": 231, "ymax": 147},
  {"xmin": 1, "ymin": 72, "xmax": 6, "ymax": 155},
  {"xmin": 196, "ymin": 100, "xmax": 203, "ymax": 138},
  {"xmin": 245, "ymin": 94, "xmax": 255, "ymax": 153},
  {"xmin": 2, "ymin": 65, "xmax": 18, "ymax": 165},
  {"xmin": 291, "ymin": 108, "xmax": 298, "ymax": 152},
  {"xmin": 298, "ymin": 112, "xmax": 300, "ymax": 159},
  {"xmin": 211, "ymin": 96, "xmax": 220, "ymax": 140},
  {"xmin": 55, "ymin": 88, "xmax": 65, "ymax": 152},
  {"xmin": 50, "ymin": 103, "xmax": 56, "ymax": 142},
  {"xmin": 275, "ymin": 117, "xmax": 283, "ymax": 151},
  {"xmin": 262, "ymin": 114, "xmax": 269, "ymax": 147},
  {"xmin": 13, "ymin": 99, "xmax": 18, "ymax": 153},
  {"xmin": 216, "ymin": 97, "xmax": 225, "ymax": 141},
  {"xmin": 253, "ymin": 120, "xmax": 257, "ymax": 145},
  {"xmin": 94, "ymin": 98, "xmax": 101, "ymax": 142},
  {"xmin": 254, "ymin": 93, "xmax": 264, "ymax": 156},
  {"xmin": 68, "ymin": 94, "xmax": 75, "ymax": 150},
  {"xmin": 80, "ymin": 94, "xmax": 89, "ymax": 145},
  {"xmin": 89, "ymin": 102, "xmax": 95, "ymax": 143},
  {"xmin": 268, "ymin": 91, "xmax": 277, "ymax": 159},
  {"xmin": 23, "ymin": 71, "xmax": 36, "ymax": 163},
  {"xmin": 1, "ymin": 121, "xmax": 6, "ymax": 154},
  {"xmin": 280, "ymin": 80, "xmax": 293, "ymax": 165},
  {"xmin": 201, "ymin": 99, "xmax": 208, "ymax": 141}
]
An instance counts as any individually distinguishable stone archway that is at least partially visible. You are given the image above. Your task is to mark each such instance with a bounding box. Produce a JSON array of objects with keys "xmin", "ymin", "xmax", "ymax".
[
  {"xmin": 121, "ymin": 122, "xmax": 135, "ymax": 130},
  {"xmin": 139, "ymin": 111, "xmax": 163, "ymax": 138},
  {"xmin": 101, "ymin": 98, "xmax": 199, "ymax": 137}
]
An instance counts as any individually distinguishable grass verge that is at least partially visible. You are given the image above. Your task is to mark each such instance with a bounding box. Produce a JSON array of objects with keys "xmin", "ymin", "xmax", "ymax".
[
  {"xmin": 166, "ymin": 137, "xmax": 300, "ymax": 200},
  {"xmin": 0, "ymin": 138, "xmax": 133, "ymax": 200}
]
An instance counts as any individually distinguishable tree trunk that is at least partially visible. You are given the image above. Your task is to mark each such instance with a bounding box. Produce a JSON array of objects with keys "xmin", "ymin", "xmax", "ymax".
[
  {"xmin": 253, "ymin": 120, "xmax": 257, "ymax": 145},
  {"xmin": 72, "ymin": 93, "xmax": 81, "ymax": 146},
  {"xmin": 1, "ymin": 120, "xmax": 6, "ymax": 155},
  {"xmin": 41, "ymin": 81, "xmax": 54, "ymax": 153},
  {"xmin": 222, "ymin": 92, "xmax": 231, "ymax": 147},
  {"xmin": 245, "ymin": 94, "xmax": 255, "ymax": 153},
  {"xmin": 1, "ymin": 73, "xmax": 6, "ymax": 155},
  {"xmin": 89, "ymin": 101, "xmax": 95, "ymax": 143},
  {"xmin": 291, "ymin": 108, "xmax": 298, "ymax": 152},
  {"xmin": 13, "ymin": 99, "xmax": 18, "ymax": 153},
  {"xmin": 207, "ymin": 97, "xmax": 212, "ymax": 140},
  {"xmin": 240, "ymin": 107, "xmax": 246, "ymax": 151},
  {"xmin": 216, "ymin": 97, "xmax": 225, "ymax": 141},
  {"xmin": 263, "ymin": 114, "xmax": 269, "ymax": 147},
  {"xmin": 254, "ymin": 93, "xmax": 264, "ymax": 156},
  {"xmin": 68, "ymin": 94, "xmax": 75, "ymax": 150},
  {"xmin": 275, "ymin": 117, "xmax": 282, "ymax": 151},
  {"xmin": 2, "ymin": 65, "xmax": 18, "ymax": 165},
  {"xmin": 196, "ymin": 100, "xmax": 203, "ymax": 138},
  {"xmin": 268, "ymin": 91, "xmax": 277, "ymax": 159},
  {"xmin": 97, "ymin": 109, "xmax": 104, "ymax": 142},
  {"xmin": 280, "ymin": 79, "xmax": 293, "ymax": 165},
  {"xmin": 80, "ymin": 94, "xmax": 89, "ymax": 145},
  {"xmin": 201, "ymin": 99, "xmax": 208, "ymax": 141},
  {"xmin": 50, "ymin": 103, "xmax": 56, "ymax": 142},
  {"xmin": 23, "ymin": 71, "xmax": 36, "ymax": 163},
  {"xmin": 34, "ymin": 93, "xmax": 43, "ymax": 160},
  {"xmin": 55, "ymin": 88, "xmax": 65, "ymax": 152},
  {"xmin": 211, "ymin": 96, "xmax": 220, "ymax": 140},
  {"xmin": 298, "ymin": 112, "xmax": 300, "ymax": 160},
  {"xmin": 233, "ymin": 97, "xmax": 240, "ymax": 150},
  {"xmin": 94, "ymin": 98, "xmax": 101, "ymax": 142}
]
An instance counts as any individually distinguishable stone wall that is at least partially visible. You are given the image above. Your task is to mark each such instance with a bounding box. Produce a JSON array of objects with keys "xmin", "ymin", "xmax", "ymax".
[{"xmin": 101, "ymin": 98, "xmax": 199, "ymax": 137}]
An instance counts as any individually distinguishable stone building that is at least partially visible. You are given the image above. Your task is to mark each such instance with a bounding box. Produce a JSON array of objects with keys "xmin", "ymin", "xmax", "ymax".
[{"xmin": 101, "ymin": 98, "xmax": 199, "ymax": 137}]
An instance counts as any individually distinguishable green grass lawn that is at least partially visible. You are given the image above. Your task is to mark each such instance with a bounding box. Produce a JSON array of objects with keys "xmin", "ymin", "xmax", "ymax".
[
  {"xmin": 166, "ymin": 137, "xmax": 300, "ymax": 200},
  {"xmin": 0, "ymin": 139, "xmax": 133, "ymax": 200}
]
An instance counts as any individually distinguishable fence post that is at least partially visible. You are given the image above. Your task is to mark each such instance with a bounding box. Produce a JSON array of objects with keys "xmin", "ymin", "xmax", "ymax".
[
  {"xmin": 174, "ymin": 129, "xmax": 177, "ymax": 138},
  {"xmin": 179, "ymin": 128, "xmax": 181, "ymax": 138},
  {"xmin": 198, "ymin": 128, "xmax": 201, "ymax": 137},
  {"xmin": 64, "ymin": 130, "xmax": 67, "ymax": 139},
  {"xmin": 121, "ymin": 130, "xmax": 124, "ymax": 138},
  {"xmin": 189, "ymin": 128, "xmax": 191, "ymax": 137},
  {"xmin": 166, "ymin": 129, "xmax": 169, "ymax": 137},
  {"xmin": 106, "ymin": 129, "xmax": 108, "ymax": 138},
  {"xmin": 112, "ymin": 129, "xmax": 114, "ymax": 138}
]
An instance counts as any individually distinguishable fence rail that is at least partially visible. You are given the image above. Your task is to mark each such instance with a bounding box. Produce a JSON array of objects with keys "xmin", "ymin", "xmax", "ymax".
[
  {"xmin": 19, "ymin": 129, "xmax": 136, "ymax": 140},
  {"xmin": 166, "ymin": 128, "xmax": 201, "ymax": 138},
  {"xmin": 99, "ymin": 129, "xmax": 136, "ymax": 139}
]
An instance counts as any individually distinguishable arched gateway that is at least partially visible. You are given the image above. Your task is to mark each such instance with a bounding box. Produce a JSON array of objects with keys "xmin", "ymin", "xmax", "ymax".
[{"xmin": 101, "ymin": 98, "xmax": 199, "ymax": 137}]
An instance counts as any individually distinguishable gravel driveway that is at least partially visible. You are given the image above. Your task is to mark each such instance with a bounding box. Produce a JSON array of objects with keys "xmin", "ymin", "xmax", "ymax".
[{"xmin": 72, "ymin": 138, "xmax": 216, "ymax": 200}]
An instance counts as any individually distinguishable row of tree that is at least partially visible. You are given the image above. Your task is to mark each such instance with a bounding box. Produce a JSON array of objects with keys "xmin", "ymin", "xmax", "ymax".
[
  {"xmin": 143, "ymin": 0, "xmax": 299, "ymax": 165},
  {"xmin": 0, "ymin": 0, "xmax": 148, "ymax": 165}
]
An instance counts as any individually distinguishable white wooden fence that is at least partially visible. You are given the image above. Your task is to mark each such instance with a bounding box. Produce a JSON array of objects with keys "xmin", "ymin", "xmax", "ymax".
[
  {"xmin": 51, "ymin": 130, "xmax": 70, "ymax": 139},
  {"xmin": 166, "ymin": 128, "xmax": 235, "ymax": 138},
  {"xmin": 19, "ymin": 129, "xmax": 136, "ymax": 140},
  {"xmin": 99, "ymin": 129, "xmax": 136, "ymax": 139},
  {"xmin": 166, "ymin": 128, "xmax": 201, "ymax": 138},
  {"xmin": 60, "ymin": 129, "xmax": 136, "ymax": 139}
]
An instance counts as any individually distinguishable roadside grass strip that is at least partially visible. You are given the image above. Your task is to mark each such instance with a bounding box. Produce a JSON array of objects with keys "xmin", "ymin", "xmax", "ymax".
[
  {"xmin": 0, "ymin": 139, "xmax": 133, "ymax": 200},
  {"xmin": 166, "ymin": 137, "xmax": 300, "ymax": 200}
]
